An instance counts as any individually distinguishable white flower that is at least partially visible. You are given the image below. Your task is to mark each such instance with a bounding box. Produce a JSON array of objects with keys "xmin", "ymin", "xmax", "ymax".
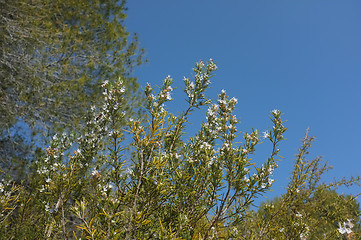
[
  {"xmin": 101, "ymin": 80, "xmax": 109, "ymax": 87},
  {"xmin": 244, "ymin": 133, "xmax": 251, "ymax": 141},
  {"xmin": 271, "ymin": 109, "xmax": 279, "ymax": 115},
  {"xmin": 207, "ymin": 107, "xmax": 216, "ymax": 117},
  {"xmin": 45, "ymin": 203, "xmax": 50, "ymax": 212},
  {"xmin": 268, "ymin": 166, "xmax": 274, "ymax": 175},
  {"xmin": 296, "ymin": 212, "xmax": 302, "ymax": 218},
  {"xmin": 346, "ymin": 219, "xmax": 354, "ymax": 228},
  {"xmin": 198, "ymin": 61, "xmax": 205, "ymax": 68},
  {"xmin": 300, "ymin": 232, "xmax": 308, "ymax": 240},
  {"xmin": 91, "ymin": 169, "xmax": 99, "ymax": 176},
  {"xmin": 200, "ymin": 142, "xmax": 212, "ymax": 150},
  {"xmin": 208, "ymin": 59, "xmax": 217, "ymax": 70},
  {"xmin": 209, "ymin": 158, "xmax": 214, "ymax": 166},
  {"xmin": 263, "ymin": 131, "xmax": 270, "ymax": 139},
  {"xmin": 52, "ymin": 134, "xmax": 58, "ymax": 141},
  {"xmin": 126, "ymin": 168, "xmax": 133, "ymax": 176},
  {"xmin": 189, "ymin": 82, "xmax": 195, "ymax": 89},
  {"xmin": 243, "ymin": 175, "xmax": 250, "ymax": 183},
  {"xmin": 218, "ymin": 99, "xmax": 226, "ymax": 105},
  {"xmin": 166, "ymin": 91, "xmax": 172, "ymax": 100},
  {"xmin": 108, "ymin": 130, "xmax": 114, "ymax": 137},
  {"xmin": 338, "ymin": 222, "xmax": 353, "ymax": 235}
]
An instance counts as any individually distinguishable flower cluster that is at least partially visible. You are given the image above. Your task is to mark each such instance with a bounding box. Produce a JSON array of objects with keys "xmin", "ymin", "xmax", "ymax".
[
  {"xmin": 338, "ymin": 219, "xmax": 354, "ymax": 235},
  {"xmin": 183, "ymin": 59, "xmax": 216, "ymax": 107},
  {"xmin": 145, "ymin": 75, "xmax": 173, "ymax": 115},
  {"xmin": 259, "ymin": 163, "xmax": 276, "ymax": 189}
]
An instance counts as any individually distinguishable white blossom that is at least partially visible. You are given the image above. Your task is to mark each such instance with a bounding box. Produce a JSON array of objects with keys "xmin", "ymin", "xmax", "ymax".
[
  {"xmin": 230, "ymin": 97, "xmax": 238, "ymax": 104},
  {"xmin": 189, "ymin": 82, "xmax": 195, "ymax": 89},
  {"xmin": 45, "ymin": 203, "xmax": 50, "ymax": 212},
  {"xmin": 126, "ymin": 168, "xmax": 133, "ymax": 176},
  {"xmin": 271, "ymin": 109, "xmax": 279, "ymax": 115},
  {"xmin": 52, "ymin": 134, "xmax": 58, "ymax": 141},
  {"xmin": 263, "ymin": 130, "xmax": 270, "ymax": 139},
  {"xmin": 207, "ymin": 107, "xmax": 217, "ymax": 117},
  {"xmin": 101, "ymin": 80, "xmax": 109, "ymax": 87},
  {"xmin": 91, "ymin": 169, "xmax": 99, "ymax": 176},
  {"xmin": 243, "ymin": 175, "xmax": 250, "ymax": 183},
  {"xmin": 346, "ymin": 219, "xmax": 354, "ymax": 228},
  {"xmin": 338, "ymin": 219, "xmax": 354, "ymax": 235},
  {"xmin": 268, "ymin": 166, "xmax": 274, "ymax": 175},
  {"xmin": 166, "ymin": 91, "xmax": 172, "ymax": 100},
  {"xmin": 338, "ymin": 222, "xmax": 352, "ymax": 235},
  {"xmin": 200, "ymin": 142, "xmax": 212, "ymax": 150}
]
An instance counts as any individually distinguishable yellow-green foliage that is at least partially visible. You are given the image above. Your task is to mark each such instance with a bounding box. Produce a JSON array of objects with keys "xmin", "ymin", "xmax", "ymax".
[{"xmin": 0, "ymin": 61, "xmax": 359, "ymax": 239}]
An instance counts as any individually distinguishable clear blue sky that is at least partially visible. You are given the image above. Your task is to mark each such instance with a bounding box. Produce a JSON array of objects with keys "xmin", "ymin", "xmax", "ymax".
[{"xmin": 125, "ymin": 1, "xmax": 361, "ymax": 204}]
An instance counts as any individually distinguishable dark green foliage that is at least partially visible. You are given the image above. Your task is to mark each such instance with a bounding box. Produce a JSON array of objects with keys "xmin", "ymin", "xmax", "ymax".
[{"xmin": 0, "ymin": 0, "xmax": 145, "ymax": 180}]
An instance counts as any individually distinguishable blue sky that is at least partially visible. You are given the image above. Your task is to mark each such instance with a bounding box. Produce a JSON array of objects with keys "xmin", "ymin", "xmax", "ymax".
[{"xmin": 125, "ymin": 1, "xmax": 361, "ymax": 204}]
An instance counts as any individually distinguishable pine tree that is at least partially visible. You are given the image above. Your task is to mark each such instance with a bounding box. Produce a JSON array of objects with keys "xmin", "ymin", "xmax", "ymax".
[{"xmin": 0, "ymin": 0, "xmax": 145, "ymax": 179}]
